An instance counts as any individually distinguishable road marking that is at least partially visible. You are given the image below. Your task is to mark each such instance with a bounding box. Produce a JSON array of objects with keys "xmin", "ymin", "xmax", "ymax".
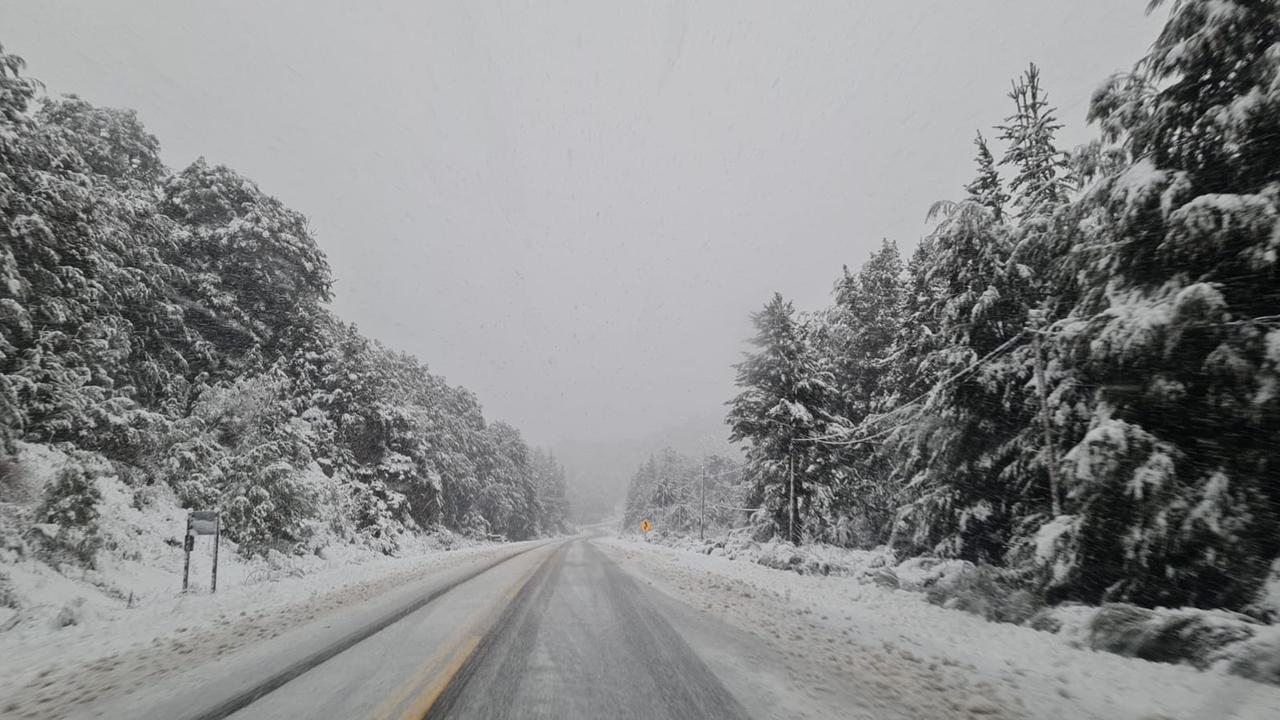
[
  {"xmin": 368, "ymin": 544, "xmax": 559, "ymax": 720},
  {"xmin": 178, "ymin": 543, "xmax": 547, "ymax": 720},
  {"xmin": 396, "ymin": 635, "xmax": 481, "ymax": 720}
]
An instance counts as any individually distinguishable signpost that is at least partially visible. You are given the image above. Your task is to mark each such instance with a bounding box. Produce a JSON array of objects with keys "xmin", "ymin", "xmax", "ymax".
[
  {"xmin": 640, "ymin": 519, "xmax": 652, "ymax": 533},
  {"xmin": 182, "ymin": 511, "xmax": 221, "ymax": 593}
]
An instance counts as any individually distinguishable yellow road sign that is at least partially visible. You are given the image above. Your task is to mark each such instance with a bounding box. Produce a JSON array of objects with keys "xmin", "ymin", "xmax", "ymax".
[{"xmin": 640, "ymin": 519, "xmax": 652, "ymax": 532}]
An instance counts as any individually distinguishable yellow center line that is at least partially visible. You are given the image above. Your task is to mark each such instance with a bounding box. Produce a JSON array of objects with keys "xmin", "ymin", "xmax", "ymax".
[
  {"xmin": 367, "ymin": 545, "xmax": 556, "ymax": 720},
  {"xmin": 395, "ymin": 635, "xmax": 482, "ymax": 720}
]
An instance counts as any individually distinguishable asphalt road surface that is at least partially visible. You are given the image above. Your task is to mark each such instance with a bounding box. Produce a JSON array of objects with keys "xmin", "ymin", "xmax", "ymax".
[
  {"xmin": 95, "ymin": 538, "xmax": 757, "ymax": 720},
  {"xmin": 425, "ymin": 540, "xmax": 747, "ymax": 720}
]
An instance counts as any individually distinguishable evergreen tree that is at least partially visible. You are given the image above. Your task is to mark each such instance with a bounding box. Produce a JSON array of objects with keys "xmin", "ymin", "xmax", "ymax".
[
  {"xmin": 728, "ymin": 294, "xmax": 840, "ymax": 543},
  {"xmin": 37, "ymin": 96, "xmax": 166, "ymax": 188},
  {"xmin": 36, "ymin": 461, "xmax": 104, "ymax": 566},
  {"xmin": 888, "ymin": 154, "xmax": 1033, "ymax": 561},
  {"xmin": 813, "ymin": 241, "xmax": 905, "ymax": 545},
  {"xmin": 964, "ymin": 132, "xmax": 1009, "ymax": 221},
  {"xmin": 0, "ymin": 54, "xmax": 184, "ymax": 458},
  {"xmin": 530, "ymin": 449, "xmax": 570, "ymax": 534},
  {"xmin": 998, "ymin": 63, "xmax": 1072, "ymax": 217},
  {"xmin": 1045, "ymin": 0, "xmax": 1280, "ymax": 609},
  {"xmin": 161, "ymin": 159, "xmax": 333, "ymax": 370}
]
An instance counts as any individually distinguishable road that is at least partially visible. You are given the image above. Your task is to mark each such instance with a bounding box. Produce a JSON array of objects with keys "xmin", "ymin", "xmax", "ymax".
[
  {"xmin": 424, "ymin": 540, "xmax": 746, "ymax": 720},
  {"xmin": 22, "ymin": 534, "xmax": 1273, "ymax": 720},
  {"xmin": 99, "ymin": 538, "xmax": 757, "ymax": 720}
]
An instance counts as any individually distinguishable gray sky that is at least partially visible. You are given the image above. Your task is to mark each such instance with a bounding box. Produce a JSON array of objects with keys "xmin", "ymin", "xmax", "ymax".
[{"xmin": 2, "ymin": 1, "xmax": 1163, "ymax": 452}]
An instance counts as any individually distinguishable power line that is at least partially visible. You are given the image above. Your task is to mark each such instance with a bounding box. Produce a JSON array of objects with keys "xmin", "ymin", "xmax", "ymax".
[{"xmin": 801, "ymin": 329, "xmax": 1030, "ymax": 448}]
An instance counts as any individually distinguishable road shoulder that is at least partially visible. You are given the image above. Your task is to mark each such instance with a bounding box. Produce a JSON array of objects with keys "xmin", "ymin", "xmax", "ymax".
[
  {"xmin": 0, "ymin": 541, "xmax": 544, "ymax": 720},
  {"xmin": 595, "ymin": 536, "xmax": 1280, "ymax": 720}
]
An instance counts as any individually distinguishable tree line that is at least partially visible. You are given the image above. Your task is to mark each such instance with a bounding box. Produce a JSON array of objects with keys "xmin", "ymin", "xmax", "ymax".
[
  {"xmin": 0, "ymin": 42, "xmax": 569, "ymax": 556},
  {"xmin": 726, "ymin": 0, "xmax": 1280, "ymax": 613},
  {"xmin": 621, "ymin": 448, "xmax": 743, "ymax": 536}
]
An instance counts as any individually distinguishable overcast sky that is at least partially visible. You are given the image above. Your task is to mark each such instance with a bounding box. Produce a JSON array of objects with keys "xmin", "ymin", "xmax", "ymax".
[{"xmin": 3, "ymin": 1, "xmax": 1164, "ymax": 452}]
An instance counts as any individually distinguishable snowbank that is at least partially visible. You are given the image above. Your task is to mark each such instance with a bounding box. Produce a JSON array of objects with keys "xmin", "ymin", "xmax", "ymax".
[
  {"xmin": 630, "ymin": 529, "xmax": 1280, "ymax": 686},
  {"xmin": 0, "ymin": 441, "xmax": 514, "ymax": 717},
  {"xmin": 600, "ymin": 536, "xmax": 1280, "ymax": 720}
]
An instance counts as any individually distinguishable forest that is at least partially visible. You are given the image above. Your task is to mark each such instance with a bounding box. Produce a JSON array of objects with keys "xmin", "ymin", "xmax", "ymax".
[
  {"xmin": 0, "ymin": 42, "xmax": 569, "ymax": 559},
  {"xmin": 627, "ymin": 0, "xmax": 1280, "ymax": 616}
]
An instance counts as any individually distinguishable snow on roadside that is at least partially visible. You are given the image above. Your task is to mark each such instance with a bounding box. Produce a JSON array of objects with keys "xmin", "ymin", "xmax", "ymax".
[
  {"xmin": 0, "ymin": 439, "xmax": 526, "ymax": 717},
  {"xmin": 597, "ymin": 535, "xmax": 1280, "ymax": 720},
  {"xmin": 0, "ymin": 538, "xmax": 528, "ymax": 718},
  {"xmin": 645, "ymin": 528, "xmax": 1279, "ymax": 683}
]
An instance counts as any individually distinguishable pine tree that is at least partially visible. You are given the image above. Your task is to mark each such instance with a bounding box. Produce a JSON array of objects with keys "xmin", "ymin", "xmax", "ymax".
[
  {"xmin": 161, "ymin": 159, "xmax": 333, "ymax": 369},
  {"xmin": 964, "ymin": 132, "xmax": 1009, "ymax": 221},
  {"xmin": 887, "ymin": 151, "xmax": 1033, "ymax": 561},
  {"xmin": 37, "ymin": 461, "xmax": 104, "ymax": 566},
  {"xmin": 1044, "ymin": 0, "xmax": 1280, "ymax": 609},
  {"xmin": 813, "ymin": 241, "xmax": 904, "ymax": 545},
  {"xmin": 0, "ymin": 43, "xmax": 41, "ymax": 453},
  {"xmin": 0, "ymin": 55, "xmax": 186, "ymax": 458},
  {"xmin": 728, "ymin": 294, "xmax": 840, "ymax": 543},
  {"xmin": 38, "ymin": 95, "xmax": 166, "ymax": 188},
  {"xmin": 998, "ymin": 63, "xmax": 1072, "ymax": 217},
  {"xmin": 530, "ymin": 449, "xmax": 570, "ymax": 534}
]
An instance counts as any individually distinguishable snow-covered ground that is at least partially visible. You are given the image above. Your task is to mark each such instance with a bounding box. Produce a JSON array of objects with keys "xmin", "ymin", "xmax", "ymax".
[
  {"xmin": 597, "ymin": 535, "xmax": 1280, "ymax": 720},
  {"xmin": 0, "ymin": 442, "xmax": 532, "ymax": 718},
  {"xmin": 641, "ymin": 529, "xmax": 1280, "ymax": 682},
  {"xmin": 0, "ymin": 536, "xmax": 535, "ymax": 718}
]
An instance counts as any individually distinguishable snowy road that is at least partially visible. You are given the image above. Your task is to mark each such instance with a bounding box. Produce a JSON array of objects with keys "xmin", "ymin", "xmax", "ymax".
[
  {"xmin": 424, "ymin": 539, "xmax": 747, "ymax": 720},
  {"xmin": 69, "ymin": 537, "xmax": 757, "ymax": 720},
  {"xmin": 12, "ymin": 534, "xmax": 1278, "ymax": 720},
  {"xmin": 220, "ymin": 538, "xmax": 748, "ymax": 720}
]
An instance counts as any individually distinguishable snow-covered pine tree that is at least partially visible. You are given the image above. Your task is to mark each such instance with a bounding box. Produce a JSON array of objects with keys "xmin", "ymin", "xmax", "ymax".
[
  {"xmin": 1045, "ymin": 0, "xmax": 1280, "ymax": 609},
  {"xmin": 964, "ymin": 132, "xmax": 1009, "ymax": 221},
  {"xmin": 887, "ymin": 147, "xmax": 1033, "ymax": 562},
  {"xmin": 998, "ymin": 63, "xmax": 1072, "ymax": 218},
  {"xmin": 159, "ymin": 369, "xmax": 320, "ymax": 554},
  {"xmin": 969, "ymin": 66, "xmax": 1080, "ymax": 582},
  {"xmin": 812, "ymin": 241, "xmax": 904, "ymax": 546},
  {"xmin": 728, "ymin": 293, "xmax": 841, "ymax": 543},
  {"xmin": 623, "ymin": 455, "xmax": 659, "ymax": 530},
  {"xmin": 38, "ymin": 95, "xmax": 166, "ymax": 189},
  {"xmin": 0, "ymin": 43, "xmax": 42, "ymax": 453},
  {"xmin": 36, "ymin": 97, "xmax": 201, "ymax": 415},
  {"xmin": 161, "ymin": 159, "xmax": 333, "ymax": 372},
  {"xmin": 36, "ymin": 460, "xmax": 104, "ymax": 566},
  {"xmin": 477, "ymin": 421, "xmax": 541, "ymax": 540},
  {"xmin": 0, "ymin": 53, "xmax": 183, "ymax": 459},
  {"xmin": 530, "ymin": 449, "xmax": 570, "ymax": 535}
]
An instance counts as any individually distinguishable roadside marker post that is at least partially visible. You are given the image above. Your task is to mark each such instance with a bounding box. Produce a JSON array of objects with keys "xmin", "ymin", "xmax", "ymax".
[{"xmin": 182, "ymin": 510, "xmax": 221, "ymax": 593}]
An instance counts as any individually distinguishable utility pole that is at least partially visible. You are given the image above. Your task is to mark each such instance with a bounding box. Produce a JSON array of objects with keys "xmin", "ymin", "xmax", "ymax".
[
  {"xmin": 699, "ymin": 463, "xmax": 706, "ymax": 542},
  {"xmin": 1031, "ymin": 320, "xmax": 1062, "ymax": 516},
  {"xmin": 182, "ymin": 514, "xmax": 192, "ymax": 592},
  {"xmin": 788, "ymin": 439, "xmax": 796, "ymax": 544},
  {"xmin": 211, "ymin": 514, "xmax": 220, "ymax": 593}
]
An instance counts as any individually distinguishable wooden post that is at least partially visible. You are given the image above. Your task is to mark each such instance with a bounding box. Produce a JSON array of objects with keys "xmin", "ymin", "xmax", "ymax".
[
  {"xmin": 1033, "ymin": 329, "xmax": 1062, "ymax": 516},
  {"xmin": 182, "ymin": 514, "xmax": 192, "ymax": 593},
  {"xmin": 211, "ymin": 515, "xmax": 220, "ymax": 593}
]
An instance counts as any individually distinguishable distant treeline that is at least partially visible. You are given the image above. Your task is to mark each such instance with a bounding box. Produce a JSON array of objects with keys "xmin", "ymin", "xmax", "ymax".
[
  {"xmin": 621, "ymin": 449, "xmax": 743, "ymax": 534},
  {"xmin": 0, "ymin": 42, "xmax": 569, "ymax": 555}
]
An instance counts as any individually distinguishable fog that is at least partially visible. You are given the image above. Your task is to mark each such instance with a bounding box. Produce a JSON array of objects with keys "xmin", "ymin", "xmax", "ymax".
[{"xmin": 3, "ymin": 0, "xmax": 1161, "ymax": 459}]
